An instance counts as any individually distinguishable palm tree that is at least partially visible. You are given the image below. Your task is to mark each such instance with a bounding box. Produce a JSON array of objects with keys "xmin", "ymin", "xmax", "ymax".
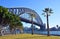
[
  {"xmin": 42, "ymin": 8, "xmax": 53, "ymax": 36},
  {"xmin": 56, "ymin": 25, "xmax": 59, "ymax": 31},
  {"xmin": 28, "ymin": 13, "xmax": 35, "ymax": 35}
]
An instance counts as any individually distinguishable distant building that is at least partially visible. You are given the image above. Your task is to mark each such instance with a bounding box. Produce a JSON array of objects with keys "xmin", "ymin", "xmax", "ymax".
[{"xmin": 40, "ymin": 23, "xmax": 46, "ymax": 31}]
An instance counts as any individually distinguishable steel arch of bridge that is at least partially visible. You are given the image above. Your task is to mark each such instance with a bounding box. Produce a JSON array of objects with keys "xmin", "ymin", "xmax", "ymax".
[{"xmin": 7, "ymin": 7, "xmax": 45, "ymax": 30}]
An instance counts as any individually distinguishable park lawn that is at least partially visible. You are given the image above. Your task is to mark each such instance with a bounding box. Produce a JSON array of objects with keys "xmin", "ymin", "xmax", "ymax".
[{"xmin": 0, "ymin": 34, "xmax": 60, "ymax": 39}]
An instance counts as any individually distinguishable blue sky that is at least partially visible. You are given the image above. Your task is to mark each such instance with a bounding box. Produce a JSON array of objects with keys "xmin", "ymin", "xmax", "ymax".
[{"xmin": 0, "ymin": 0, "xmax": 60, "ymax": 28}]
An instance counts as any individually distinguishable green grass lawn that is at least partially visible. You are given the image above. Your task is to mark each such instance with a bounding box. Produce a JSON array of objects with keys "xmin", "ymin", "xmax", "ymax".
[{"xmin": 0, "ymin": 34, "xmax": 60, "ymax": 39}]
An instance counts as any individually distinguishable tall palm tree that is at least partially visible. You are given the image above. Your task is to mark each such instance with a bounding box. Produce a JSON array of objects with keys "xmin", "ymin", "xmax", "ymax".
[
  {"xmin": 42, "ymin": 8, "xmax": 53, "ymax": 36},
  {"xmin": 28, "ymin": 13, "xmax": 35, "ymax": 35}
]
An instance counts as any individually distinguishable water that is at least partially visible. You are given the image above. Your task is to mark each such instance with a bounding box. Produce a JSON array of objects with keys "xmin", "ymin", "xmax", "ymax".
[
  {"xmin": 3, "ymin": 27, "xmax": 60, "ymax": 36},
  {"xmin": 23, "ymin": 30, "xmax": 60, "ymax": 35}
]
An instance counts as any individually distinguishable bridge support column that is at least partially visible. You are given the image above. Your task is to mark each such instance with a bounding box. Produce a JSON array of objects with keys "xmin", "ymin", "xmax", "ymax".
[{"xmin": 40, "ymin": 25, "xmax": 46, "ymax": 31}]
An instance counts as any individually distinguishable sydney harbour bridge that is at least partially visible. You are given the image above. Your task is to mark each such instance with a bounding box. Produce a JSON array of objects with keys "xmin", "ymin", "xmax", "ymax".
[{"xmin": 7, "ymin": 7, "xmax": 46, "ymax": 30}]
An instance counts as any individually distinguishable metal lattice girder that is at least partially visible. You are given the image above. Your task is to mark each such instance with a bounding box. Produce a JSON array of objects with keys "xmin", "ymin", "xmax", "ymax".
[{"xmin": 7, "ymin": 7, "xmax": 43, "ymax": 25}]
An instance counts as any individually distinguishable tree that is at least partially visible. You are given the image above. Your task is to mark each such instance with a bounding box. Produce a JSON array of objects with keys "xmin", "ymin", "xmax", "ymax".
[
  {"xmin": 9, "ymin": 13, "xmax": 23, "ymax": 34},
  {"xmin": 0, "ymin": 6, "xmax": 23, "ymax": 35},
  {"xmin": 14, "ymin": 15, "xmax": 23, "ymax": 34},
  {"xmin": 28, "ymin": 13, "xmax": 35, "ymax": 35},
  {"xmin": 42, "ymin": 8, "xmax": 53, "ymax": 36},
  {"xmin": 0, "ymin": 6, "xmax": 9, "ymax": 35},
  {"xmin": 16, "ymin": 21, "xmax": 23, "ymax": 33}
]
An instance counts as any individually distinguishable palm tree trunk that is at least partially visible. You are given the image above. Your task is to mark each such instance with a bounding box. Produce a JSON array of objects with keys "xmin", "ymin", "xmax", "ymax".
[
  {"xmin": 31, "ymin": 17, "xmax": 34, "ymax": 35},
  {"xmin": 47, "ymin": 13, "xmax": 50, "ymax": 36}
]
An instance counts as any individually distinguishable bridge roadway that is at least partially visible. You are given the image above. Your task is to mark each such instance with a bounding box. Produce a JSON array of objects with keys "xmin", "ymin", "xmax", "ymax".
[{"xmin": 20, "ymin": 17, "xmax": 44, "ymax": 30}]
